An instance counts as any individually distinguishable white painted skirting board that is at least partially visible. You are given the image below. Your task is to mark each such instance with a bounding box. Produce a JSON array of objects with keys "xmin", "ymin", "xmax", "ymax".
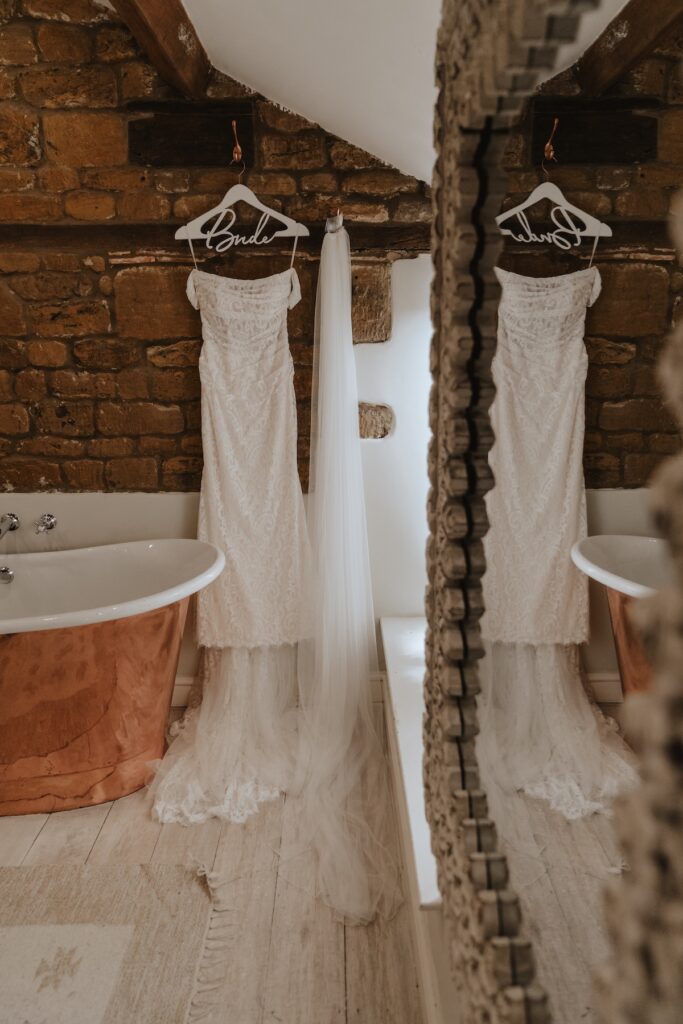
[{"xmin": 588, "ymin": 672, "xmax": 623, "ymax": 704}]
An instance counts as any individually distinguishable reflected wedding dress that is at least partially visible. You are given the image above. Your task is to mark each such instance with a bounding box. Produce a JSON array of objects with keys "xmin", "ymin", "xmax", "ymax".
[
  {"xmin": 478, "ymin": 266, "xmax": 638, "ymax": 820},
  {"xmin": 150, "ymin": 267, "xmax": 313, "ymax": 824}
]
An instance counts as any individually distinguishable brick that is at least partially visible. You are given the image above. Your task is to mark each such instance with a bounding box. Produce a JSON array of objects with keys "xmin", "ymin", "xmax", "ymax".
[
  {"xmin": 94, "ymin": 26, "xmax": 136, "ymax": 62},
  {"xmin": 161, "ymin": 456, "xmax": 202, "ymax": 490},
  {"xmin": 97, "ymin": 401, "xmax": 184, "ymax": 435},
  {"xmin": 32, "ymin": 398, "xmax": 94, "ymax": 435},
  {"xmin": 0, "ymin": 103, "xmax": 40, "ymax": 165},
  {"xmin": 17, "ymin": 435, "xmax": 84, "ymax": 456},
  {"xmin": 0, "ymin": 24, "xmax": 37, "ymax": 65},
  {"xmin": 599, "ymin": 399, "xmax": 677, "ymax": 432},
  {"xmin": 259, "ymin": 133, "xmax": 327, "ymax": 170},
  {"xmin": 0, "ymin": 340, "xmax": 25, "ymax": 367},
  {"xmin": 0, "ymin": 402, "xmax": 29, "ymax": 433},
  {"xmin": 339, "ymin": 201, "xmax": 389, "ymax": 224},
  {"xmin": 36, "ymin": 22, "xmax": 91, "ymax": 63},
  {"xmin": 584, "ymin": 452, "xmax": 621, "ymax": 487},
  {"xmin": 98, "ymin": 274, "xmax": 112, "ymax": 295},
  {"xmin": 191, "ymin": 169, "xmax": 234, "ymax": 192},
  {"xmin": 33, "ymin": 299, "xmax": 111, "ymax": 337},
  {"xmin": 12, "ymin": 272, "xmax": 80, "ymax": 300},
  {"xmin": 587, "ymin": 264, "xmax": 670, "ymax": 337},
  {"xmin": 150, "ymin": 368, "xmax": 200, "ymax": 401},
  {"xmin": 564, "ymin": 191, "xmax": 611, "ymax": 217},
  {"xmin": 247, "ymin": 172, "xmax": 298, "ymax": 195},
  {"xmin": 63, "ymin": 459, "xmax": 104, "ymax": 489},
  {"xmin": 173, "ymin": 193, "xmax": 222, "ymax": 221},
  {"xmin": 26, "ymin": 339, "xmax": 67, "ymax": 366},
  {"xmin": 299, "ymin": 172, "xmax": 337, "ymax": 194},
  {"xmin": 0, "ymin": 281, "xmax": 26, "ymax": 335},
  {"xmin": 73, "ymin": 338, "xmax": 140, "ymax": 368},
  {"xmin": 0, "ymin": 253, "xmax": 39, "ymax": 272},
  {"xmin": 0, "ymin": 368, "xmax": 10, "ymax": 399},
  {"xmin": 633, "ymin": 165, "xmax": 683, "ymax": 188},
  {"xmin": 116, "ymin": 367, "xmax": 148, "ymax": 399},
  {"xmin": 147, "ymin": 340, "xmax": 200, "ymax": 367},
  {"xmin": 259, "ymin": 103, "xmax": 314, "ymax": 132},
  {"xmin": 647, "ymin": 434, "xmax": 681, "ymax": 454},
  {"xmin": 0, "ymin": 192, "xmax": 61, "ymax": 220},
  {"xmin": 351, "ymin": 263, "xmax": 392, "ymax": 342},
  {"xmin": 394, "ymin": 196, "xmax": 433, "ymax": 223},
  {"xmin": 586, "ymin": 365, "xmax": 632, "ymax": 399},
  {"xmin": 64, "ymin": 190, "xmax": 116, "ymax": 220},
  {"xmin": 329, "ymin": 140, "xmax": 382, "ymax": 170},
  {"xmin": 37, "ymin": 166, "xmax": 79, "ymax": 192},
  {"xmin": 22, "ymin": 0, "xmax": 110, "ymax": 23},
  {"xmin": 624, "ymin": 453, "xmax": 663, "ymax": 487},
  {"xmin": 0, "ymin": 457, "xmax": 61, "ymax": 489},
  {"xmin": 15, "ymin": 367, "xmax": 46, "ymax": 399},
  {"xmin": 359, "ymin": 402, "xmax": 394, "ymax": 438},
  {"xmin": 115, "ymin": 267, "xmax": 200, "ymax": 339},
  {"xmin": 21, "ymin": 65, "xmax": 117, "ymax": 107},
  {"xmin": 117, "ymin": 191, "xmax": 170, "ymax": 221},
  {"xmin": 44, "ymin": 111, "xmax": 127, "ymax": 167},
  {"xmin": 119, "ymin": 60, "xmax": 166, "ymax": 101},
  {"xmin": 342, "ymin": 170, "xmax": 419, "ymax": 196},
  {"xmin": 50, "ymin": 369, "xmax": 115, "ymax": 397},
  {"xmin": 87, "ymin": 436, "xmax": 134, "ymax": 457},
  {"xmin": 154, "ymin": 169, "xmax": 189, "ymax": 193},
  {"xmin": 659, "ymin": 109, "xmax": 683, "ymax": 164},
  {"xmin": 293, "ymin": 364, "xmax": 313, "ymax": 401},
  {"xmin": 632, "ymin": 365, "xmax": 661, "ymax": 397},
  {"xmin": 206, "ymin": 70, "xmax": 252, "ymax": 99},
  {"xmin": 139, "ymin": 435, "xmax": 175, "ymax": 455},
  {"xmin": 41, "ymin": 253, "xmax": 81, "ymax": 272},
  {"xmin": 595, "ymin": 168, "xmax": 631, "ymax": 191},
  {"xmin": 81, "ymin": 167, "xmax": 151, "ymax": 190},
  {"xmin": 105, "ymin": 457, "xmax": 158, "ymax": 491},
  {"xmin": 0, "ymin": 69, "xmax": 15, "ymax": 98},
  {"xmin": 180, "ymin": 433, "xmax": 202, "ymax": 455},
  {"xmin": 585, "ymin": 338, "xmax": 636, "ymax": 365},
  {"xmin": 614, "ymin": 189, "xmax": 669, "ymax": 219}
]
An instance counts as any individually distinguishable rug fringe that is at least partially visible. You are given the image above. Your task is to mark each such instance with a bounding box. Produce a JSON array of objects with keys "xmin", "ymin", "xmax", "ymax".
[{"xmin": 184, "ymin": 863, "xmax": 237, "ymax": 1024}]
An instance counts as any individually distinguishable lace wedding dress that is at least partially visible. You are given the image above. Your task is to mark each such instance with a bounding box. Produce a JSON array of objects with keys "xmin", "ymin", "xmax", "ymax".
[
  {"xmin": 149, "ymin": 267, "xmax": 312, "ymax": 825},
  {"xmin": 478, "ymin": 267, "xmax": 638, "ymax": 820}
]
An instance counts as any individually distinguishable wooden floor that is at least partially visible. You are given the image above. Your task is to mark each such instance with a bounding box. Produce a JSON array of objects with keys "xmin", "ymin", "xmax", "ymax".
[{"xmin": 0, "ymin": 735, "xmax": 423, "ymax": 1024}]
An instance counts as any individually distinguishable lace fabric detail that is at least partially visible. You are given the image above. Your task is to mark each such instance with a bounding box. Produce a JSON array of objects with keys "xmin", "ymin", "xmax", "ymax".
[
  {"xmin": 482, "ymin": 266, "xmax": 600, "ymax": 645},
  {"xmin": 190, "ymin": 268, "xmax": 313, "ymax": 648}
]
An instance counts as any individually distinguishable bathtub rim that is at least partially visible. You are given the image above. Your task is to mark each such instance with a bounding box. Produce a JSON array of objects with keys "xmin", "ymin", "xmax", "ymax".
[
  {"xmin": 0, "ymin": 538, "xmax": 224, "ymax": 635},
  {"xmin": 571, "ymin": 533, "xmax": 665, "ymax": 600}
]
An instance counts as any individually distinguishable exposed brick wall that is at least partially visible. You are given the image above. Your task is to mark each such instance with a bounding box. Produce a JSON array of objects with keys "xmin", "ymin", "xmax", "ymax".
[
  {"xmin": 0, "ymin": 0, "xmax": 430, "ymax": 492},
  {"xmin": 501, "ymin": 31, "xmax": 683, "ymax": 488}
]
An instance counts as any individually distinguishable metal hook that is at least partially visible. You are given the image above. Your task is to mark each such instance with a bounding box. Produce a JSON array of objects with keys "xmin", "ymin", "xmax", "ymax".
[
  {"xmin": 541, "ymin": 116, "xmax": 559, "ymax": 180},
  {"xmin": 230, "ymin": 119, "xmax": 246, "ymax": 181}
]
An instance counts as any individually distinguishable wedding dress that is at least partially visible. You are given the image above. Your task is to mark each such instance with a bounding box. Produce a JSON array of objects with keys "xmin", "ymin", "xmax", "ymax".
[
  {"xmin": 150, "ymin": 267, "xmax": 312, "ymax": 825},
  {"xmin": 478, "ymin": 266, "xmax": 638, "ymax": 820}
]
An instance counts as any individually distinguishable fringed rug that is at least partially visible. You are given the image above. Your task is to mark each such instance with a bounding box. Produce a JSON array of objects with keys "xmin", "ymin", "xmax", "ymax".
[{"xmin": 0, "ymin": 864, "xmax": 211, "ymax": 1024}]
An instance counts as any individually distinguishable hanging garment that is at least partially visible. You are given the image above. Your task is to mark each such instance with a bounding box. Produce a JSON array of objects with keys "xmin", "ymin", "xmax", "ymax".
[
  {"xmin": 149, "ymin": 268, "xmax": 312, "ymax": 825},
  {"xmin": 478, "ymin": 266, "xmax": 638, "ymax": 820}
]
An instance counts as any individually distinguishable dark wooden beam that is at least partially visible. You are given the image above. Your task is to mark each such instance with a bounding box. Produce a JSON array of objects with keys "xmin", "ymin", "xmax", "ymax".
[
  {"xmin": 0, "ymin": 223, "xmax": 432, "ymax": 256},
  {"xmin": 576, "ymin": 0, "xmax": 683, "ymax": 97},
  {"xmin": 110, "ymin": 0, "xmax": 211, "ymax": 100}
]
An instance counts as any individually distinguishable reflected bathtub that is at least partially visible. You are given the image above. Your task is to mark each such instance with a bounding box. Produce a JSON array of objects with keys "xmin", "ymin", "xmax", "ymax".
[{"xmin": 0, "ymin": 539, "xmax": 224, "ymax": 815}]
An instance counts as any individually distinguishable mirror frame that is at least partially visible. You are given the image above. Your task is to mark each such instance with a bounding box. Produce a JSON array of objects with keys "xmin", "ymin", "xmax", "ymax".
[{"xmin": 426, "ymin": 1, "xmax": 683, "ymax": 1020}]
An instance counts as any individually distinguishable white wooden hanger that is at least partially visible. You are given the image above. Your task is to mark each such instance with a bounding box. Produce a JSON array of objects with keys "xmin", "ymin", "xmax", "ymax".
[{"xmin": 176, "ymin": 119, "xmax": 309, "ymax": 265}]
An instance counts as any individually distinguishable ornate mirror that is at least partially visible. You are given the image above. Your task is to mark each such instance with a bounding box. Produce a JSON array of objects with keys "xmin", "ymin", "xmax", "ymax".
[{"xmin": 426, "ymin": 1, "xmax": 683, "ymax": 1021}]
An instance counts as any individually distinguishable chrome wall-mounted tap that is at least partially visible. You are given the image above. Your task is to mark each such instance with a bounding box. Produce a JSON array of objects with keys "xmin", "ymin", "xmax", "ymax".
[
  {"xmin": 0, "ymin": 566, "xmax": 13, "ymax": 584},
  {"xmin": 35, "ymin": 513, "xmax": 57, "ymax": 534},
  {"xmin": 0, "ymin": 513, "xmax": 19, "ymax": 540}
]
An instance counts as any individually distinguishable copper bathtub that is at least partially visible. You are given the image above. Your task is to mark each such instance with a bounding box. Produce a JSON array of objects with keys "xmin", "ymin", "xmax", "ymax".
[{"xmin": 0, "ymin": 539, "xmax": 223, "ymax": 815}]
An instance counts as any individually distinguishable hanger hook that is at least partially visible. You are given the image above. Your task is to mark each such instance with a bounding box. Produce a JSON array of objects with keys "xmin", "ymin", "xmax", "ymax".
[
  {"xmin": 541, "ymin": 116, "xmax": 559, "ymax": 180},
  {"xmin": 230, "ymin": 118, "xmax": 246, "ymax": 182}
]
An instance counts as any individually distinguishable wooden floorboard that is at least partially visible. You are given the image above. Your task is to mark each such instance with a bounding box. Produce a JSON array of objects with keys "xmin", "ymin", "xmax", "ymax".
[
  {"xmin": 261, "ymin": 794, "xmax": 346, "ymax": 1024},
  {"xmin": 0, "ymin": 813, "xmax": 49, "ymax": 866},
  {"xmin": 150, "ymin": 814, "xmax": 222, "ymax": 867},
  {"xmin": 21, "ymin": 802, "xmax": 112, "ymax": 866},
  {"xmin": 87, "ymin": 788, "xmax": 163, "ymax": 865}
]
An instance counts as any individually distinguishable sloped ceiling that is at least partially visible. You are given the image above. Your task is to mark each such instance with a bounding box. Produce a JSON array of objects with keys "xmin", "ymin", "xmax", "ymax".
[
  {"xmin": 181, "ymin": 0, "xmax": 627, "ymax": 184},
  {"xmin": 181, "ymin": 0, "xmax": 441, "ymax": 182}
]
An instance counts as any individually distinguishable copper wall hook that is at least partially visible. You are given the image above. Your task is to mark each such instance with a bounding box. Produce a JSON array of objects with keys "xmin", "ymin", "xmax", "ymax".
[{"xmin": 542, "ymin": 116, "xmax": 559, "ymax": 179}]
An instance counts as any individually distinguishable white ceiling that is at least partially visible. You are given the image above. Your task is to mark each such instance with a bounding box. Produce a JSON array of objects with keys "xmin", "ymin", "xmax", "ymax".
[{"xmin": 181, "ymin": 0, "xmax": 627, "ymax": 184}]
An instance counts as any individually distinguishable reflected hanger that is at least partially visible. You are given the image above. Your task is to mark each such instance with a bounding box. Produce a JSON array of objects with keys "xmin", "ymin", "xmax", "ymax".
[
  {"xmin": 176, "ymin": 119, "xmax": 310, "ymax": 265},
  {"xmin": 495, "ymin": 117, "xmax": 612, "ymax": 264}
]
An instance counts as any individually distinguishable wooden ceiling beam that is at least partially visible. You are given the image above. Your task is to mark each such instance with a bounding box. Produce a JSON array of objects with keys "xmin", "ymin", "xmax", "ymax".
[
  {"xmin": 576, "ymin": 0, "xmax": 683, "ymax": 97},
  {"xmin": 110, "ymin": 0, "xmax": 211, "ymax": 100}
]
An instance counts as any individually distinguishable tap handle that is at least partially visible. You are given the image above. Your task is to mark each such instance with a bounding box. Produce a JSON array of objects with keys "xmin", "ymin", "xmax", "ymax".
[
  {"xmin": 35, "ymin": 513, "xmax": 57, "ymax": 534},
  {"xmin": 0, "ymin": 513, "xmax": 19, "ymax": 532}
]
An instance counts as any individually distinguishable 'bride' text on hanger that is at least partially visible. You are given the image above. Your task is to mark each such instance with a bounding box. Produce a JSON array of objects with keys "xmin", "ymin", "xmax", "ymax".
[
  {"xmin": 203, "ymin": 207, "xmax": 279, "ymax": 253},
  {"xmin": 505, "ymin": 205, "xmax": 587, "ymax": 251},
  {"xmin": 495, "ymin": 181, "xmax": 612, "ymax": 254}
]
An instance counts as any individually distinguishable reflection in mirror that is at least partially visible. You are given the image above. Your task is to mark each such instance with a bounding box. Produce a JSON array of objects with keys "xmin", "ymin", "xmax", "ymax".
[{"xmin": 472, "ymin": 7, "xmax": 683, "ymax": 1022}]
